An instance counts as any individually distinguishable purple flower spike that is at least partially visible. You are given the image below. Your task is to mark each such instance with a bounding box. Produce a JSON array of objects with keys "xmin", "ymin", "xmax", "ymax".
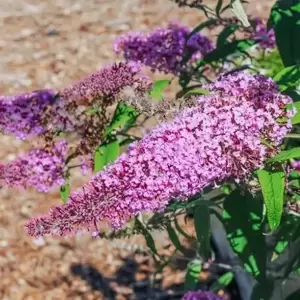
[
  {"xmin": 25, "ymin": 73, "xmax": 293, "ymax": 237},
  {"xmin": 114, "ymin": 21, "xmax": 213, "ymax": 74},
  {"xmin": 54, "ymin": 62, "xmax": 152, "ymax": 133},
  {"xmin": 59, "ymin": 62, "xmax": 152, "ymax": 104},
  {"xmin": 0, "ymin": 89, "xmax": 56, "ymax": 139},
  {"xmin": 0, "ymin": 140, "xmax": 68, "ymax": 192},
  {"xmin": 182, "ymin": 290, "xmax": 222, "ymax": 300}
]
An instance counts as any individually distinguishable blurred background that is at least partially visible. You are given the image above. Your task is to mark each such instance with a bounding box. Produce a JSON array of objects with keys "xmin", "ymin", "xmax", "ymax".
[{"xmin": 0, "ymin": 1, "xmax": 275, "ymax": 299}]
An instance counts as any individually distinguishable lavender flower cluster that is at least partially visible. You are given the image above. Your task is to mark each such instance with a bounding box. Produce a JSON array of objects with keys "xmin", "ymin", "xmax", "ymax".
[
  {"xmin": 0, "ymin": 141, "xmax": 67, "ymax": 192},
  {"xmin": 182, "ymin": 290, "xmax": 221, "ymax": 300},
  {"xmin": 206, "ymin": 72, "xmax": 295, "ymax": 145},
  {"xmin": 0, "ymin": 89, "xmax": 56, "ymax": 140},
  {"xmin": 114, "ymin": 22, "xmax": 213, "ymax": 74},
  {"xmin": 252, "ymin": 18, "xmax": 275, "ymax": 49},
  {"xmin": 25, "ymin": 73, "xmax": 294, "ymax": 237},
  {"xmin": 0, "ymin": 62, "xmax": 152, "ymax": 192}
]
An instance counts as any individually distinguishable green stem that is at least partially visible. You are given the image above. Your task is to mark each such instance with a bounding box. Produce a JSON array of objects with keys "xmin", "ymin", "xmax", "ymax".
[{"xmin": 286, "ymin": 133, "xmax": 300, "ymax": 139}]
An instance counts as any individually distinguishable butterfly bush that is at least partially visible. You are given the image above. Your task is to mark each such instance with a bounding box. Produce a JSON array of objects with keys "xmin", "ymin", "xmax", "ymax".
[
  {"xmin": 0, "ymin": 140, "xmax": 67, "ymax": 192},
  {"xmin": 0, "ymin": 89, "xmax": 56, "ymax": 139},
  {"xmin": 182, "ymin": 290, "xmax": 221, "ymax": 300},
  {"xmin": 252, "ymin": 18, "xmax": 275, "ymax": 49},
  {"xmin": 114, "ymin": 22, "xmax": 213, "ymax": 74},
  {"xmin": 25, "ymin": 73, "xmax": 294, "ymax": 237}
]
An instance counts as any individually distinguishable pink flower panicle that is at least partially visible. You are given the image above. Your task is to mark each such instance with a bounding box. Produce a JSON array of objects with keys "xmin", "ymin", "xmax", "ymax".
[
  {"xmin": 59, "ymin": 61, "xmax": 152, "ymax": 104},
  {"xmin": 53, "ymin": 62, "xmax": 152, "ymax": 133},
  {"xmin": 0, "ymin": 89, "xmax": 56, "ymax": 139},
  {"xmin": 206, "ymin": 72, "xmax": 294, "ymax": 145},
  {"xmin": 252, "ymin": 18, "xmax": 275, "ymax": 49},
  {"xmin": 25, "ymin": 73, "xmax": 293, "ymax": 237},
  {"xmin": 182, "ymin": 290, "xmax": 222, "ymax": 300},
  {"xmin": 114, "ymin": 22, "xmax": 213, "ymax": 74},
  {"xmin": 0, "ymin": 141, "xmax": 68, "ymax": 192}
]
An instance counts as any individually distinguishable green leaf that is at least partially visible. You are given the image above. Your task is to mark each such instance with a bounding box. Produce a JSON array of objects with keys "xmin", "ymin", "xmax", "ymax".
[
  {"xmin": 149, "ymin": 80, "xmax": 170, "ymax": 101},
  {"xmin": 196, "ymin": 39, "xmax": 255, "ymax": 70},
  {"xmin": 194, "ymin": 203, "xmax": 211, "ymax": 260},
  {"xmin": 269, "ymin": 1, "xmax": 300, "ymax": 67},
  {"xmin": 94, "ymin": 140, "xmax": 120, "ymax": 172},
  {"xmin": 269, "ymin": 147, "xmax": 300, "ymax": 163},
  {"xmin": 166, "ymin": 223, "xmax": 185, "ymax": 254},
  {"xmin": 270, "ymin": 214, "xmax": 300, "ymax": 263},
  {"xmin": 184, "ymin": 259, "xmax": 202, "ymax": 291},
  {"xmin": 105, "ymin": 103, "xmax": 137, "ymax": 137},
  {"xmin": 184, "ymin": 88, "xmax": 210, "ymax": 96},
  {"xmin": 287, "ymin": 89, "xmax": 300, "ymax": 103},
  {"xmin": 223, "ymin": 189, "xmax": 265, "ymax": 278},
  {"xmin": 187, "ymin": 19, "xmax": 218, "ymax": 42},
  {"xmin": 292, "ymin": 102, "xmax": 300, "ymax": 124},
  {"xmin": 215, "ymin": 0, "xmax": 223, "ymax": 17},
  {"xmin": 257, "ymin": 169, "xmax": 285, "ymax": 231},
  {"xmin": 210, "ymin": 272, "xmax": 234, "ymax": 293},
  {"xmin": 135, "ymin": 218, "xmax": 159, "ymax": 257},
  {"xmin": 60, "ymin": 181, "xmax": 70, "ymax": 203},
  {"xmin": 217, "ymin": 24, "xmax": 240, "ymax": 48},
  {"xmin": 273, "ymin": 65, "xmax": 300, "ymax": 92},
  {"xmin": 174, "ymin": 218, "xmax": 193, "ymax": 240},
  {"xmin": 278, "ymin": 101, "xmax": 300, "ymax": 124},
  {"xmin": 230, "ymin": 0, "xmax": 250, "ymax": 27}
]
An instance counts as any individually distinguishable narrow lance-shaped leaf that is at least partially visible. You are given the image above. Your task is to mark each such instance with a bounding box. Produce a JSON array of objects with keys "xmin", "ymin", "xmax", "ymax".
[
  {"xmin": 269, "ymin": 147, "xmax": 300, "ymax": 163},
  {"xmin": 194, "ymin": 203, "xmax": 211, "ymax": 260},
  {"xmin": 269, "ymin": 1, "xmax": 300, "ymax": 67},
  {"xmin": 135, "ymin": 217, "xmax": 159, "ymax": 258},
  {"xmin": 215, "ymin": 0, "xmax": 223, "ymax": 17},
  {"xmin": 217, "ymin": 24, "xmax": 240, "ymax": 48},
  {"xmin": 166, "ymin": 223, "xmax": 186, "ymax": 254},
  {"xmin": 257, "ymin": 169, "xmax": 285, "ymax": 231},
  {"xmin": 195, "ymin": 39, "xmax": 256, "ymax": 71},
  {"xmin": 230, "ymin": 0, "xmax": 250, "ymax": 27},
  {"xmin": 184, "ymin": 88, "xmax": 210, "ymax": 97},
  {"xmin": 273, "ymin": 65, "xmax": 300, "ymax": 92},
  {"xmin": 186, "ymin": 19, "xmax": 219, "ymax": 43},
  {"xmin": 174, "ymin": 218, "xmax": 193, "ymax": 240}
]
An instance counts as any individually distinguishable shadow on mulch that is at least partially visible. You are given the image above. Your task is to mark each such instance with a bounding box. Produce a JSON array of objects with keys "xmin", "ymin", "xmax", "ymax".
[{"xmin": 71, "ymin": 258, "xmax": 185, "ymax": 300}]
